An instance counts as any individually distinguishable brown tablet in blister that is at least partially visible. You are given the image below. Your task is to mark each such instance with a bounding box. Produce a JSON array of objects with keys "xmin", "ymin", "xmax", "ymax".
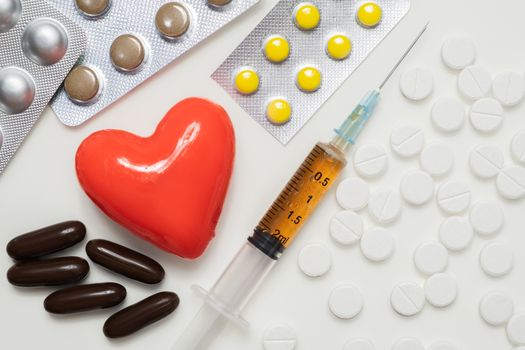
[
  {"xmin": 75, "ymin": 0, "xmax": 111, "ymax": 17},
  {"xmin": 103, "ymin": 291, "xmax": 179, "ymax": 338},
  {"xmin": 64, "ymin": 65, "xmax": 101, "ymax": 104},
  {"xmin": 207, "ymin": 0, "xmax": 232, "ymax": 7},
  {"xmin": 155, "ymin": 2, "xmax": 191, "ymax": 39},
  {"xmin": 6, "ymin": 221, "xmax": 86, "ymax": 260},
  {"xmin": 7, "ymin": 256, "xmax": 89, "ymax": 287},
  {"xmin": 110, "ymin": 34, "xmax": 146, "ymax": 72},
  {"xmin": 86, "ymin": 239, "xmax": 164, "ymax": 284},
  {"xmin": 44, "ymin": 282, "xmax": 126, "ymax": 314}
]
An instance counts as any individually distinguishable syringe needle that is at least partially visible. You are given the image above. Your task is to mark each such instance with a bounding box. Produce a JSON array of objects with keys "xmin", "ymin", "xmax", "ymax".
[{"xmin": 378, "ymin": 22, "xmax": 429, "ymax": 90}]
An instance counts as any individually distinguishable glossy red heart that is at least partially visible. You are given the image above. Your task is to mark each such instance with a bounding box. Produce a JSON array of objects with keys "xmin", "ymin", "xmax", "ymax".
[{"xmin": 76, "ymin": 98, "xmax": 235, "ymax": 259}]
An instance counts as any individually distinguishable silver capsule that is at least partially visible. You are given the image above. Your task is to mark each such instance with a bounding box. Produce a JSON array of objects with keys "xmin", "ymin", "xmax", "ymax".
[
  {"xmin": 21, "ymin": 18, "xmax": 69, "ymax": 66},
  {"xmin": 0, "ymin": 67, "xmax": 36, "ymax": 115},
  {"xmin": 0, "ymin": 0, "xmax": 21, "ymax": 33}
]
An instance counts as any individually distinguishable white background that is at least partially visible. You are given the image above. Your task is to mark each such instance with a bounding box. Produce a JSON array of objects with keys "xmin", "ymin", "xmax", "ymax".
[{"xmin": 2, "ymin": 0, "xmax": 525, "ymax": 349}]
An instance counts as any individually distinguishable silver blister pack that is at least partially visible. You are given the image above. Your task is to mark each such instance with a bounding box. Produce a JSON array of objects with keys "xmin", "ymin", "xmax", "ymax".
[
  {"xmin": 0, "ymin": 0, "xmax": 85, "ymax": 174},
  {"xmin": 212, "ymin": 0, "xmax": 410, "ymax": 144},
  {"xmin": 49, "ymin": 0, "xmax": 260, "ymax": 126}
]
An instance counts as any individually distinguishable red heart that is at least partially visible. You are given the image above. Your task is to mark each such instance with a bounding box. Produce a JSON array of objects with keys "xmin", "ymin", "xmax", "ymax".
[{"xmin": 75, "ymin": 98, "xmax": 235, "ymax": 259}]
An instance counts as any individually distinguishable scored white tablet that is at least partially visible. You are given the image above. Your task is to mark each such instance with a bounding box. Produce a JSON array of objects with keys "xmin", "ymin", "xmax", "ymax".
[
  {"xmin": 458, "ymin": 66, "xmax": 492, "ymax": 100},
  {"xmin": 469, "ymin": 143, "xmax": 504, "ymax": 178},
  {"xmin": 390, "ymin": 125, "xmax": 425, "ymax": 158},
  {"xmin": 400, "ymin": 67, "xmax": 433, "ymax": 101},
  {"xmin": 263, "ymin": 324, "xmax": 297, "ymax": 350},
  {"xmin": 330, "ymin": 210, "xmax": 364, "ymax": 246},
  {"xmin": 368, "ymin": 190, "xmax": 402, "ymax": 225},
  {"xmin": 390, "ymin": 281, "xmax": 425, "ymax": 317},
  {"xmin": 437, "ymin": 181, "xmax": 471, "ymax": 214}
]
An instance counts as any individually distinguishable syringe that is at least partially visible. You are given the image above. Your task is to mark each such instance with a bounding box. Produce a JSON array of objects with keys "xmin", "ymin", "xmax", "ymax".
[{"xmin": 174, "ymin": 23, "xmax": 428, "ymax": 350}]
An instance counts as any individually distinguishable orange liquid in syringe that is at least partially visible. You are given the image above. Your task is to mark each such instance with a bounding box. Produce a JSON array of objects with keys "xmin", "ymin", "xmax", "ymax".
[{"xmin": 256, "ymin": 142, "xmax": 347, "ymax": 248}]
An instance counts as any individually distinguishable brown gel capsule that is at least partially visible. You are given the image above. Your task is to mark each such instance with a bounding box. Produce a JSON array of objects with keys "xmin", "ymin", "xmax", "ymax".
[
  {"xmin": 75, "ymin": 0, "xmax": 111, "ymax": 17},
  {"xmin": 64, "ymin": 65, "xmax": 100, "ymax": 104},
  {"xmin": 110, "ymin": 34, "xmax": 146, "ymax": 72},
  {"xmin": 103, "ymin": 291, "xmax": 179, "ymax": 338},
  {"xmin": 6, "ymin": 221, "xmax": 86, "ymax": 260},
  {"xmin": 155, "ymin": 2, "xmax": 191, "ymax": 39},
  {"xmin": 7, "ymin": 256, "xmax": 89, "ymax": 287},
  {"xmin": 208, "ymin": 0, "xmax": 232, "ymax": 7},
  {"xmin": 44, "ymin": 282, "xmax": 126, "ymax": 314},
  {"xmin": 86, "ymin": 239, "xmax": 164, "ymax": 284}
]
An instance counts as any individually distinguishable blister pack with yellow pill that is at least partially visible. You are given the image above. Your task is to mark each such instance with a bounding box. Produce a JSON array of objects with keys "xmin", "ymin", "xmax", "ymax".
[{"xmin": 212, "ymin": 0, "xmax": 410, "ymax": 144}]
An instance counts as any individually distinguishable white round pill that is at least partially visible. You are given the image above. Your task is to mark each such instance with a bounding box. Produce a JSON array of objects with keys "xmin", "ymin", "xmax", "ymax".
[
  {"xmin": 427, "ymin": 340, "xmax": 458, "ymax": 350},
  {"xmin": 470, "ymin": 97, "xmax": 504, "ymax": 133},
  {"xmin": 469, "ymin": 143, "xmax": 504, "ymax": 178},
  {"xmin": 353, "ymin": 144, "xmax": 388, "ymax": 178},
  {"xmin": 390, "ymin": 125, "xmax": 425, "ymax": 158},
  {"xmin": 470, "ymin": 201, "xmax": 503, "ymax": 236},
  {"xmin": 439, "ymin": 216, "xmax": 473, "ymax": 252},
  {"xmin": 431, "ymin": 97, "xmax": 465, "ymax": 132},
  {"xmin": 330, "ymin": 210, "xmax": 364, "ymax": 246},
  {"xmin": 479, "ymin": 291, "xmax": 514, "ymax": 326},
  {"xmin": 263, "ymin": 324, "xmax": 297, "ymax": 350},
  {"xmin": 480, "ymin": 241, "xmax": 513, "ymax": 277},
  {"xmin": 414, "ymin": 241, "xmax": 448, "ymax": 275},
  {"xmin": 392, "ymin": 337, "xmax": 425, "ymax": 350},
  {"xmin": 420, "ymin": 143, "xmax": 454, "ymax": 177},
  {"xmin": 441, "ymin": 36, "xmax": 476, "ymax": 70},
  {"xmin": 497, "ymin": 166, "xmax": 525, "ymax": 200},
  {"xmin": 343, "ymin": 338, "xmax": 375, "ymax": 350},
  {"xmin": 360, "ymin": 227, "xmax": 394, "ymax": 262},
  {"xmin": 390, "ymin": 281, "xmax": 425, "ymax": 317},
  {"xmin": 297, "ymin": 242, "xmax": 332, "ymax": 277},
  {"xmin": 399, "ymin": 67, "xmax": 433, "ymax": 101},
  {"xmin": 458, "ymin": 66, "xmax": 492, "ymax": 100},
  {"xmin": 400, "ymin": 170, "xmax": 434, "ymax": 205},
  {"xmin": 492, "ymin": 71, "xmax": 525, "ymax": 106},
  {"xmin": 511, "ymin": 130, "xmax": 525, "ymax": 165},
  {"xmin": 437, "ymin": 181, "xmax": 471, "ymax": 214},
  {"xmin": 336, "ymin": 177, "xmax": 370, "ymax": 211},
  {"xmin": 424, "ymin": 273, "xmax": 457, "ymax": 308},
  {"xmin": 507, "ymin": 313, "xmax": 525, "ymax": 345},
  {"xmin": 329, "ymin": 284, "xmax": 364, "ymax": 320},
  {"xmin": 399, "ymin": 67, "xmax": 434, "ymax": 101},
  {"xmin": 368, "ymin": 190, "xmax": 402, "ymax": 225}
]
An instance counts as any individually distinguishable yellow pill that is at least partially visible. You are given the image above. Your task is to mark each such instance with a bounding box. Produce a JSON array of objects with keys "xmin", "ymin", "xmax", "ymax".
[
  {"xmin": 234, "ymin": 68, "xmax": 259, "ymax": 95},
  {"xmin": 326, "ymin": 34, "xmax": 352, "ymax": 60},
  {"xmin": 266, "ymin": 98, "xmax": 292, "ymax": 125},
  {"xmin": 356, "ymin": 1, "xmax": 382, "ymax": 28},
  {"xmin": 264, "ymin": 35, "xmax": 290, "ymax": 63},
  {"xmin": 293, "ymin": 3, "xmax": 320, "ymax": 31},
  {"xmin": 296, "ymin": 66, "xmax": 322, "ymax": 92}
]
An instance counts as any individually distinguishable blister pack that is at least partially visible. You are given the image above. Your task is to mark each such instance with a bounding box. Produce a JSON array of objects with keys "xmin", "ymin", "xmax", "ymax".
[
  {"xmin": 212, "ymin": 0, "xmax": 410, "ymax": 144},
  {"xmin": 0, "ymin": 0, "xmax": 85, "ymax": 174},
  {"xmin": 48, "ymin": 0, "xmax": 260, "ymax": 126}
]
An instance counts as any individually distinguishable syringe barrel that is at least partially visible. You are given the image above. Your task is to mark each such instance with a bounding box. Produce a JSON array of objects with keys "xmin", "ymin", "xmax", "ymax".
[{"xmin": 198, "ymin": 240, "xmax": 276, "ymax": 324}]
